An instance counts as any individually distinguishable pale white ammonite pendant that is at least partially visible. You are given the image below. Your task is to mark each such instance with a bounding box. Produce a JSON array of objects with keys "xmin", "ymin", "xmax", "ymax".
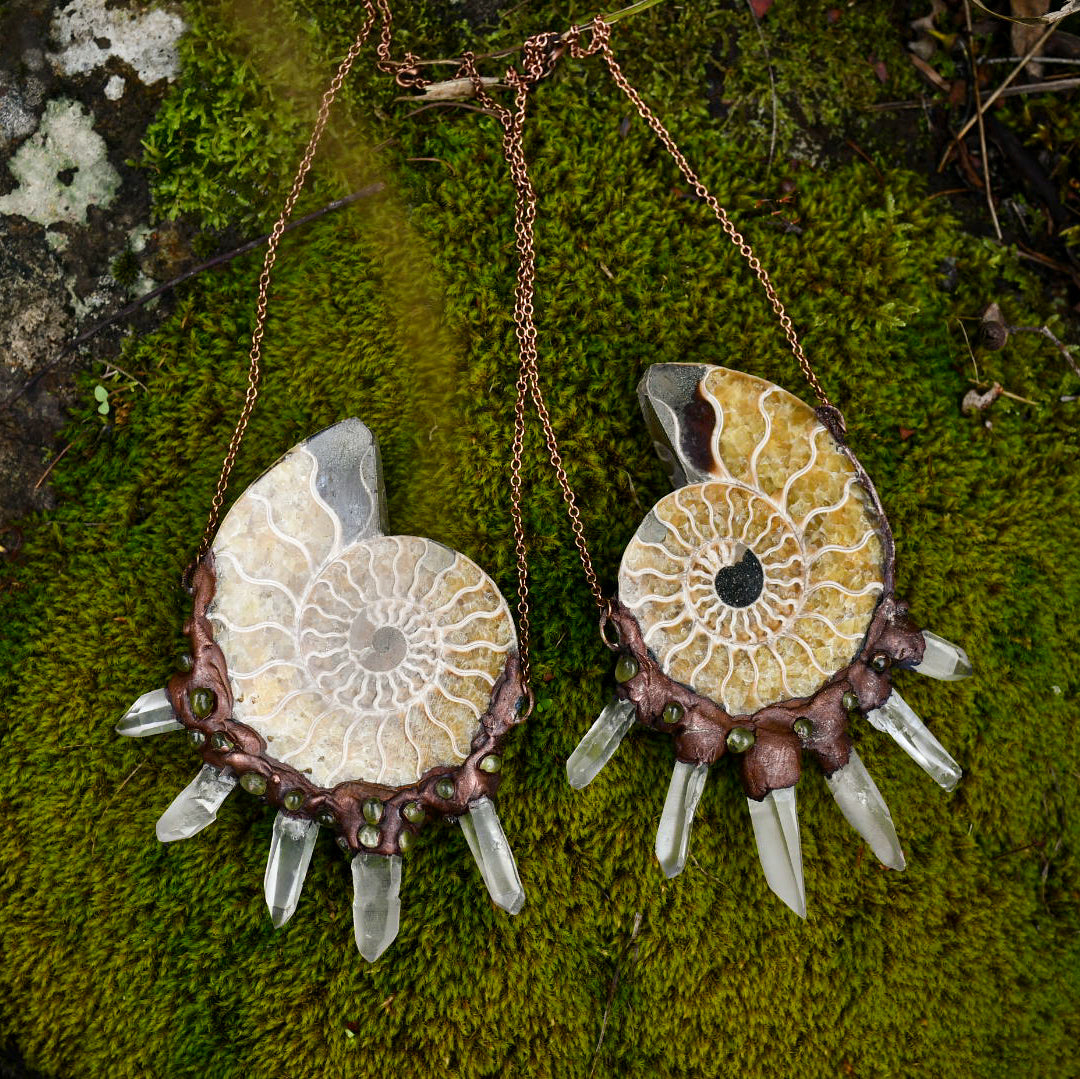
[
  {"xmin": 567, "ymin": 364, "xmax": 973, "ymax": 917},
  {"xmin": 118, "ymin": 420, "xmax": 529, "ymax": 960}
]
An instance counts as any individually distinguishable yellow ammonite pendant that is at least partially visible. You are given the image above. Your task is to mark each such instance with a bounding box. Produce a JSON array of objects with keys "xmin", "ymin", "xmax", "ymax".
[
  {"xmin": 568, "ymin": 364, "xmax": 972, "ymax": 917},
  {"xmin": 117, "ymin": 420, "xmax": 529, "ymax": 959}
]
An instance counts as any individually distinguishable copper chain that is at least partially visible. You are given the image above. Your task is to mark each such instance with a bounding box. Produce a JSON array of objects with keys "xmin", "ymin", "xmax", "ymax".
[
  {"xmin": 461, "ymin": 35, "xmax": 605, "ymax": 687},
  {"xmin": 194, "ymin": 7, "xmax": 828, "ymax": 685},
  {"xmin": 574, "ymin": 18, "xmax": 832, "ymax": 410},
  {"xmin": 192, "ymin": 0, "xmax": 414, "ymax": 570}
]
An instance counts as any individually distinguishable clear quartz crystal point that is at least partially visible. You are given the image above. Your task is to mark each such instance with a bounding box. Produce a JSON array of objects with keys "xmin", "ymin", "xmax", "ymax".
[
  {"xmin": 566, "ymin": 698, "xmax": 637, "ymax": 789},
  {"xmin": 458, "ymin": 797, "xmax": 526, "ymax": 915},
  {"xmin": 351, "ymin": 853, "xmax": 402, "ymax": 962},
  {"xmin": 747, "ymin": 787, "xmax": 806, "ymax": 919},
  {"xmin": 116, "ymin": 688, "xmax": 182, "ymax": 738},
  {"xmin": 155, "ymin": 765, "xmax": 237, "ymax": 843},
  {"xmin": 264, "ymin": 813, "xmax": 320, "ymax": 928},
  {"xmin": 866, "ymin": 689, "xmax": 962, "ymax": 791},
  {"xmin": 655, "ymin": 761, "xmax": 709, "ymax": 879},
  {"xmin": 913, "ymin": 630, "xmax": 974, "ymax": 681},
  {"xmin": 825, "ymin": 749, "xmax": 906, "ymax": 871}
]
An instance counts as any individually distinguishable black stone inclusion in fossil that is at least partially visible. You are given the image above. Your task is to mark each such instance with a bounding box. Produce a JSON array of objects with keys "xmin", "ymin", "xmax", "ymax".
[{"xmin": 714, "ymin": 549, "xmax": 765, "ymax": 608}]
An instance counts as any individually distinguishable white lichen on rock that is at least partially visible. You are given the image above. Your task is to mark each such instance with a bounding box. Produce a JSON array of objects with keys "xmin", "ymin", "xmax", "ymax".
[
  {"xmin": 0, "ymin": 98, "xmax": 121, "ymax": 227},
  {"xmin": 0, "ymin": 83, "xmax": 40, "ymax": 147},
  {"xmin": 0, "ymin": 221, "xmax": 74, "ymax": 372},
  {"xmin": 49, "ymin": 0, "xmax": 186, "ymax": 84}
]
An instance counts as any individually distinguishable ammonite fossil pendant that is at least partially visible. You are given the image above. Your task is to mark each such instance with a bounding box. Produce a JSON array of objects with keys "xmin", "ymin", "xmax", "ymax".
[
  {"xmin": 118, "ymin": 419, "xmax": 529, "ymax": 959},
  {"xmin": 568, "ymin": 364, "xmax": 973, "ymax": 917}
]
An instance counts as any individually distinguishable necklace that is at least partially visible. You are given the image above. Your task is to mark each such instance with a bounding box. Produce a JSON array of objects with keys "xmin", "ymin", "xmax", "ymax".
[
  {"xmin": 115, "ymin": 1, "xmax": 567, "ymax": 961},
  {"xmin": 552, "ymin": 20, "xmax": 973, "ymax": 918},
  {"xmin": 400, "ymin": 14, "xmax": 970, "ymax": 917},
  {"xmin": 116, "ymin": 4, "xmax": 974, "ymax": 958}
]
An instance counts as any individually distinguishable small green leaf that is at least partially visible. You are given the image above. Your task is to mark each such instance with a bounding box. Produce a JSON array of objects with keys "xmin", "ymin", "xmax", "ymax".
[{"xmin": 93, "ymin": 385, "xmax": 108, "ymax": 402}]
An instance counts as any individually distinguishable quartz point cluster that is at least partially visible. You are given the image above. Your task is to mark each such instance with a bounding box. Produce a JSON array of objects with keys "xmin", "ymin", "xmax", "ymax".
[
  {"xmin": 264, "ymin": 813, "xmax": 320, "ymax": 928},
  {"xmin": 747, "ymin": 788, "xmax": 806, "ymax": 918},
  {"xmin": 566, "ymin": 698, "xmax": 636, "ymax": 789},
  {"xmin": 458, "ymin": 797, "xmax": 526, "ymax": 915},
  {"xmin": 116, "ymin": 688, "xmax": 182, "ymax": 738},
  {"xmin": 562, "ymin": 623, "xmax": 973, "ymax": 916},
  {"xmin": 155, "ymin": 764, "xmax": 238, "ymax": 842},
  {"xmin": 655, "ymin": 761, "xmax": 709, "ymax": 878},
  {"xmin": 119, "ymin": 677, "xmax": 528, "ymax": 958},
  {"xmin": 352, "ymin": 854, "xmax": 402, "ymax": 962},
  {"xmin": 866, "ymin": 688, "xmax": 962, "ymax": 791}
]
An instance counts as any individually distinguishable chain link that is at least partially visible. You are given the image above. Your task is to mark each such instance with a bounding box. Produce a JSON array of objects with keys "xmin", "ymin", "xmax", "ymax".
[
  {"xmin": 460, "ymin": 37, "xmax": 605, "ymax": 686},
  {"xmin": 572, "ymin": 18, "xmax": 832, "ymax": 410},
  {"xmin": 191, "ymin": 2, "xmax": 384, "ymax": 574},
  {"xmin": 194, "ymin": 6, "xmax": 829, "ymax": 686},
  {"xmin": 374, "ymin": 0, "xmax": 430, "ymax": 89}
]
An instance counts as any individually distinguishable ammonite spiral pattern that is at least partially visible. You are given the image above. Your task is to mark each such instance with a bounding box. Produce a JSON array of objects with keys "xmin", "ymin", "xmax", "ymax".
[
  {"xmin": 620, "ymin": 367, "xmax": 885, "ymax": 716},
  {"xmin": 210, "ymin": 444, "xmax": 515, "ymax": 788}
]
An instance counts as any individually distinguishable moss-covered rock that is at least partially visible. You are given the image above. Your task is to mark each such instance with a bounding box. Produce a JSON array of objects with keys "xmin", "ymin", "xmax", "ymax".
[{"xmin": 1, "ymin": 2, "xmax": 1078, "ymax": 1076}]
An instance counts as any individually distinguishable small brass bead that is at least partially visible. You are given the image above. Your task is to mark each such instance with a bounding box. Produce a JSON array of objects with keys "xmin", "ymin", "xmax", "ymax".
[
  {"xmin": 403, "ymin": 802, "xmax": 425, "ymax": 825},
  {"xmin": 188, "ymin": 729, "xmax": 206, "ymax": 748},
  {"xmin": 210, "ymin": 731, "xmax": 234, "ymax": 752},
  {"xmin": 871, "ymin": 653, "xmax": 889, "ymax": 674},
  {"xmin": 479, "ymin": 754, "xmax": 502, "ymax": 774},
  {"xmin": 358, "ymin": 825, "xmax": 380, "ymax": 849},
  {"xmin": 842, "ymin": 691, "xmax": 859, "ymax": 712},
  {"xmin": 662, "ymin": 703, "xmax": 684, "ymax": 726},
  {"xmin": 363, "ymin": 799, "xmax": 383, "ymax": 825},
  {"xmin": 615, "ymin": 655, "xmax": 639, "ymax": 683},
  {"xmin": 190, "ymin": 688, "xmax": 215, "ymax": 719},
  {"xmin": 398, "ymin": 830, "xmax": 414, "ymax": 854},
  {"xmin": 726, "ymin": 727, "xmax": 756, "ymax": 754},
  {"xmin": 793, "ymin": 718, "xmax": 813, "ymax": 739},
  {"xmin": 435, "ymin": 778, "xmax": 455, "ymax": 800},
  {"xmin": 240, "ymin": 773, "xmax": 267, "ymax": 796},
  {"xmin": 283, "ymin": 790, "xmax": 305, "ymax": 812}
]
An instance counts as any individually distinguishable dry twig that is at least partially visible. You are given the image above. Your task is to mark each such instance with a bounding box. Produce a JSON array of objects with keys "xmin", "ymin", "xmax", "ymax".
[
  {"xmin": 1009, "ymin": 324, "xmax": 1080, "ymax": 379},
  {"xmin": 909, "ymin": 52, "xmax": 951, "ymax": 92},
  {"xmin": 971, "ymin": 0, "xmax": 1080, "ymax": 24},
  {"xmin": 0, "ymin": 181, "xmax": 387, "ymax": 417},
  {"xmin": 846, "ymin": 139, "xmax": 886, "ymax": 185},
  {"xmin": 964, "ymin": 2, "xmax": 1002, "ymax": 239},
  {"xmin": 872, "ymin": 75, "xmax": 1080, "ymax": 111},
  {"xmin": 588, "ymin": 911, "xmax": 644, "ymax": 1078},
  {"xmin": 34, "ymin": 441, "xmax": 75, "ymax": 490},
  {"xmin": 90, "ymin": 761, "xmax": 146, "ymax": 853},
  {"xmin": 743, "ymin": 0, "xmax": 778, "ymax": 175},
  {"xmin": 396, "ymin": 76, "xmax": 501, "ymax": 102},
  {"xmin": 940, "ymin": 21, "xmax": 1060, "ymax": 168}
]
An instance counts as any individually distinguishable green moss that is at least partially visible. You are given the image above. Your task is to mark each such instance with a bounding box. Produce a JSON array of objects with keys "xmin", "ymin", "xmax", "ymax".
[
  {"xmin": 1, "ymin": 2, "xmax": 1078, "ymax": 1077},
  {"xmin": 109, "ymin": 246, "xmax": 141, "ymax": 289}
]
